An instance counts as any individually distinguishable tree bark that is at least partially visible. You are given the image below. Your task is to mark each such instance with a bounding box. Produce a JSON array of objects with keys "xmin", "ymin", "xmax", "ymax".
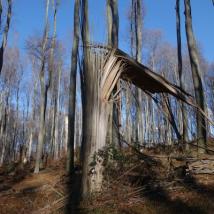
[
  {"xmin": 133, "ymin": 0, "xmax": 144, "ymax": 144},
  {"xmin": 66, "ymin": 0, "xmax": 80, "ymax": 174},
  {"xmin": 81, "ymin": 0, "xmax": 111, "ymax": 198},
  {"xmin": 184, "ymin": 0, "xmax": 207, "ymax": 153},
  {"xmin": 53, "ymin": 66, "xmax": 61, "ymax": 160},
  {"xmin": 107, "ymin": 0, "xmax": 119, "ymax": 48},
  {"xmin": 106, "ymin": 0, "xmax": 120, "ymax": 147},
  {"xmin": 0, "ymin": 0, "xmax": 12, "ymax": 75},
  {"xmin": 176, "ymin": 0, "xmax": 188, "ymax": 145},
  {"xmin": 34, "ymin": 0, "xmax": 50, "ymax": 173}
]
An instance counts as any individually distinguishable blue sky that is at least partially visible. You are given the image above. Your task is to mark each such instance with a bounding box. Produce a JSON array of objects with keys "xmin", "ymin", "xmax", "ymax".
[{"xmin": 7, "ymin": 0, "xmax": 214, "ymax": 64}]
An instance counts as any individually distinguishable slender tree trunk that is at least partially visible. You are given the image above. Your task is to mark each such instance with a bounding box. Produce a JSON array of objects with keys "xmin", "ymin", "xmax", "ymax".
[
  {"xmin": 34, "ymin": 0, "xmax": 50, "ymax": 173},
  {"xmin": 64, "ymin": 115, "xmax": 68, "ymax": 155},
  {"xmin": 184, "ymin": 0, "xmax": 207, "ymax": 153},
  {"xmin": 0, "ymin": 95, "xmax": 9, "ymax": 166},
  {"xmin": 81, "ymin": 0, "xmax": 91, "ymax": 198},
  {"xmin": 133, "ymin": 0, "xmax": 143, "ymax": 144},
  {"xmin": 0, "ymin": 0, "xmax": 12, "ymax": 75},
  {"xmin": 53, "ymin": 66, "xmax": 61, "ymax": 160},
  {"xmin": 107, "ymin": 0, "xmax": 119, "ymax": 48},
  {"xmin": 34, "ymin": 78, "xmax": 47, "ymax": 173},
  {"xmin": 0, "ymin": 0, "xmax": 2, "ymax": 29},
  {"xmin": 176, "ymin": 0, "xmax": 188, "ymax": 145},
  {"xmin": 49, "ymin": 1, "xmax": 58, "ymax": 158},
  {"xmin": 11, "ymin": 86, "xmax": 19, "ymax": 161},
  {"xmin": 28, "ymin": 78, "xmax": 37, "ymax": 161},
  {"xmin": 106, "ymin": 0, "xmax": 120, "ymax": 147},
  {"xmin": 125, "ymin": 87, "xmax": 131, "ymax": 143},
  {"xmin": 50, "ymin": 98, "xmax": 56, "ymax": 156},
  {"xmin": 66, "ymin": 0, "xmax": 80, "ymax": 174}
]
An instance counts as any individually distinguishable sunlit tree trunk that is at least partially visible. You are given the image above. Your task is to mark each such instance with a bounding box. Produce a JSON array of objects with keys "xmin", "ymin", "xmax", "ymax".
[
  {"xmin": 184, "ymin": 0, "xmax": 207, "ymax": 153},
  {"xmin": 81, "ymin": 0, "xmax": 111, "ymax": 198},
  {"xmin": 34, "ymin": 0, "xmax": 50, "ymax": 173},
  {"xmin": 132, "ymin": 0, "xmax": 144, "ymax": 144},
  {"xmin": 125, "ymin": 87, "xmax": 132, "ymax": 143},
  {"xmin": 64, "ymin": 115, "xmax": 68, "ymax": 155},
  {"xmin": 53, "ymin": 66, "xmax": 61, "ymax": 160},
  {"xmin": 49, "ymin": 0, "xmax": 58, "ymax": 159}
]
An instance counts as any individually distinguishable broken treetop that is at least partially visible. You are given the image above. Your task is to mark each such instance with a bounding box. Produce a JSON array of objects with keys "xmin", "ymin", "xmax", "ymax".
[{"xmin": 101, "ymin": 48, "xmax": 192, "ymax": 104}]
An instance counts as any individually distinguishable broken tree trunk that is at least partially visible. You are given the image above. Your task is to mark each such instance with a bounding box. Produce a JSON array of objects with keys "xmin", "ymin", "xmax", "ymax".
[
  {"xmin": 81, "ymin": 0, "xmax": 111, "ymax": 198},
  {"xmin": 101, "ymin": 48, "xmax": 210, "ymax": 125}
]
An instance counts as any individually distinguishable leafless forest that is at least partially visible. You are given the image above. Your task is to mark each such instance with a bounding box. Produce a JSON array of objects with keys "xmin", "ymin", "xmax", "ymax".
[{"xmin": 0, "ymin": 0, "xmax": 214, "ymax": 213}]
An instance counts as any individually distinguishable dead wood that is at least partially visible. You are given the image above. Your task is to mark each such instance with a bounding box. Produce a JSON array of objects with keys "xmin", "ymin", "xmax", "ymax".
[{"xmin": 101, "ymin": 48, "xmax": 213, "ymax": 126}]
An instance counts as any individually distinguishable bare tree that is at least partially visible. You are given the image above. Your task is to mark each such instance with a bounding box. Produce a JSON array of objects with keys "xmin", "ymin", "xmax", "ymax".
[
  {"xmin": 131, "ymin": 0, "xmax": 144, "ymax": 143},
  {"xmin": 184, "ymin": 0, "xmax": 207, "ymax": 153},
  {"xmin": 176, "ymin": 0, "xmax": 188, "ymax": 145},
  {"xmin": 49, "ymin": 0, "xmax": 59, "ymax": 160},
  {"xmin": 66, "ymin": 0, "xmax": 80, "ymax": 174},
  {"xmin": 106, "ymin": 0, "xmax": 120, "ymax": 146},
  {"xmin": 107, "ymin": 0, "xmax": 119, "ymax": 48},
  {"xmin": 0, "ymin": 0, "xmax": 12, "ymax": 75},
  {"xmin": 81, "ymin": 0, "xmax": 112, "ymax": 198},
  {"xmin": 34, "ymin": 0, "xmax": 50, "ymax": 173},
  {"xmin": 0, "ymin": 47, "xmax": 24, "ymax": 165}
]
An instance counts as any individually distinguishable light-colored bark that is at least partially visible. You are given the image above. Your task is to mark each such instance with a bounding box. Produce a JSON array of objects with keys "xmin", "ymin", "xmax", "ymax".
[
  {"xmin": 133, "ymin": 0, "xmax": 144, "ymax": 144},
  {"xmin": 53, "ymin": 66, "xmax": 61, "ymax": 160},
  {"xmin": 49, "ymin": 0, "xmax": 58, "ymax": 159},
  {"xmin": 81, "ymin": 0, "xmax": 111, "ymax": 198},
  {"xmin": 34, "ymin": 0, "xmax": 50, "ymax": 173},
  {"xmin": 64, "ymin": 115, "xmax": 68, "ymax": 154},
  {"xmin": 184, "ymin": 0, "xmax": 207, "ymax": 153}
]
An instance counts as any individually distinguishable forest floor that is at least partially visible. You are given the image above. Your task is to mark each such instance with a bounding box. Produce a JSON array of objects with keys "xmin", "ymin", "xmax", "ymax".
[{"xmin": 0, "ymin": 146, "xmax": 214, "ymax": 214}]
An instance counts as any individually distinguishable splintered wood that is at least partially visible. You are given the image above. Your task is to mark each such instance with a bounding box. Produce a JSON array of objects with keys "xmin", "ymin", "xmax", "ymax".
[
  {"xmin": 101, "ymin": 48, "xmax": 212, "ymax": 123},
  {"xmin": 100, "ymin": 48, "xmax": 213, "ymax": 126},
  {"xmin": 101, "ymin": 48, "xmax": 193, "ymax": 103}
]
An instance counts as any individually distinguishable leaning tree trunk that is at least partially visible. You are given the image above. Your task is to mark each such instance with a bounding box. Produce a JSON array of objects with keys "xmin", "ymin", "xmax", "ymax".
[
  {"xmin": 184, "ymin": 0, "xmax": 207, "ymax": 153},
  {"xmin": 176, "ymin": 0, "xmax": 188, "ymax": 146},
  {"xmin": 34, "ymin": 0, "xmax": 50, "ymax": 173},
  {"xmin": 66, "ymin": 0, "xmax": 80, "ymax": 174},
  {"xmin": 0, "ymin": 0, "xmax": 12, "ymax": 75}
]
